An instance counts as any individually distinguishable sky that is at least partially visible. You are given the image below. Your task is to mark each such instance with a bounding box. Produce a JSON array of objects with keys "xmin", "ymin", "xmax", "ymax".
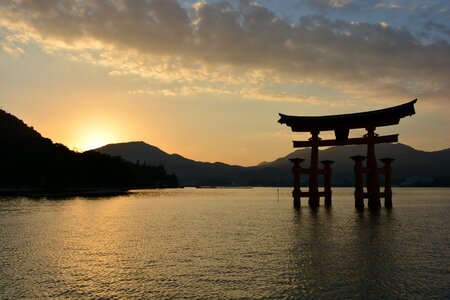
[{"xmin": 0, "ymin": 0, "xmax": 449, "ymax": 166}]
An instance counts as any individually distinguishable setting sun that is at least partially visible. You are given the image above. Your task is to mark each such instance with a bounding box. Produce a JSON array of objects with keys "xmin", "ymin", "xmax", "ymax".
[
  {"xmin": 79, "ymin": 134, "xmax": 112, "ymax": 151},
  {"xmin": 73, "ymin": 121, "xmax": 120, "ymax": 151}
]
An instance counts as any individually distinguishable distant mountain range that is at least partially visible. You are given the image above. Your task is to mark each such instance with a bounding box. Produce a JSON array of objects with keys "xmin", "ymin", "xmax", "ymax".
[
  {"xmin": 96, "ymin": 141, "xmax": 450, "ymax": 187},
  {"xmin": 96, "ymin": 142, "xmax": 247, "ymax": 186}
]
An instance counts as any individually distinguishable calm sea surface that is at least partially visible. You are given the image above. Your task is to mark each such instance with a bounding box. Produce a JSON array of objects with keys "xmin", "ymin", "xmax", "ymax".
[{"xmin": 0, "ymin": 188, "xmax": 449, "ymax": 299}]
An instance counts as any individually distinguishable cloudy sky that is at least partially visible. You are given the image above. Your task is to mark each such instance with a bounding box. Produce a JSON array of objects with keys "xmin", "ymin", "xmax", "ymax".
[{"xmin": 0, "ymin": 0, "xmax": 449, "ymax": 166}]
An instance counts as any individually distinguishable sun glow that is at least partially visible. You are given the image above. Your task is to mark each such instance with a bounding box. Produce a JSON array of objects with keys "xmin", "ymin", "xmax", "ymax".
[
  {"xmin": 74, "ymin": 122, "xmax": 119, "ymax": 151},
  {"xmin": 80, "ymin": 135, "xmax": 112, "ymax": 151}
]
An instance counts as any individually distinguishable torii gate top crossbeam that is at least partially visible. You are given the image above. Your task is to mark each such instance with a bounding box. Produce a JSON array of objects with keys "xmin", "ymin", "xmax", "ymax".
[{"xmin": 278, "ymin": 99, "xmax": 417, "ymax": 133}]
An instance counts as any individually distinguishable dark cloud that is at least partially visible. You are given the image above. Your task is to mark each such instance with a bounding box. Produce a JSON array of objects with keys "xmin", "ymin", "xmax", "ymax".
[
  {"xmin": 1, "ymin": 0, "xmax": 449, "ymax": 103},
  {"xmin": 8, "ymin": 0, "xmax": 192, "ymax": 53}
]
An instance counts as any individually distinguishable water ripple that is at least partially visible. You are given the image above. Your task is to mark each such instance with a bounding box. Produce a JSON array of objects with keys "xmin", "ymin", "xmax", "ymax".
[{"xmin": 0, "ymin": 188, "xmax": 449, "ymax": 299}]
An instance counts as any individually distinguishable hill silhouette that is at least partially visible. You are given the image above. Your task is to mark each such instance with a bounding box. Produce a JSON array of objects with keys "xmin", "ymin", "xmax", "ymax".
[
  {"xmin": 96, "ymin": 141, "xmax": 246, "ymax": 186},
  {"xmin": 97, "ymin": 142, "xmax": 450, "ymax": 187},
  {"xmin": 0, "ymin": 110, "xmax": 178, "ymax": 195}
]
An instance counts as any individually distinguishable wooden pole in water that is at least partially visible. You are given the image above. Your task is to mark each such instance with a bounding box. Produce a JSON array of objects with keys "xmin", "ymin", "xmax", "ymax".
[
  {"xmin": 309, "ymin": 130, "xmax": 320, "ymax": 208},
  {"xmin": 351, "ymin": 155, "xmax": 366, "ymax": 209},
  {"xmin": 380, "ymin": 158, "xmax": 395, "ymax": 208},
  {"xmin": 365, "ymin": 127, "xmax": 381, "ymax": 209},
  {"xmin": 321, "ymin": 160, "xmax": 334, "ymax": 206},
  {"xmin": 290, "ymin": 158, "xmax": 304, "ymax": 208}
]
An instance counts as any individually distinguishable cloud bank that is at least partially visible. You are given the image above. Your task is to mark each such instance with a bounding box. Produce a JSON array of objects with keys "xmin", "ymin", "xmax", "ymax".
[{"xmin": 1, "ymin": 0, "xmax": 449, "ymax": 106}]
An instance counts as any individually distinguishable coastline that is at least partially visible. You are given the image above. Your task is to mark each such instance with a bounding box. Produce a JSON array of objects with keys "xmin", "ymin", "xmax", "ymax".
[{"xmin": 0, "ymin": 188, "xmax": 130, "ymax": 198}]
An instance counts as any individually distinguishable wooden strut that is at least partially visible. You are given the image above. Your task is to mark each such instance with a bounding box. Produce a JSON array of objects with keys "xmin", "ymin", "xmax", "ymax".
[
  {"xmin": 293, "ymin": 134, "xmax": 398, "ymax": 148},
  {"xmin": 350, "ymin": 155, "xmax": 395, "ymax": 209},
  {"xmin": 290, "ymin": 128, "xmax": 396, "ymax": 209},
  {"xmin": 289, "ymin": 156, "xmax": 334, "ymax": 208}
]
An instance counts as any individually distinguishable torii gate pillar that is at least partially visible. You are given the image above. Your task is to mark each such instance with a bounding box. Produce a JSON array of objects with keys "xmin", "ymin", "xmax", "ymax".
[
  {"xmin": 308, "ymin": 130, "xmax": 320, "ymax": 208},
  {"xmin": 366, "ymin": 127, "xmax": 381, "ymax": 209}
]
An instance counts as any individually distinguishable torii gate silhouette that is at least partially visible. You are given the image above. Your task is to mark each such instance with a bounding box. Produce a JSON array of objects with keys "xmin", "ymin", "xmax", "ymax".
[{"xmin": 278, "ymin": 99, "xmax": 417, "ymax": 209}]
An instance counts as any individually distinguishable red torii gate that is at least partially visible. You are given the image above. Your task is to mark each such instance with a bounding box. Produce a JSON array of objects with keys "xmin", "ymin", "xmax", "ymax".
[{"xmin": 278, "ymin": 99, "xmax": 417, "ymax": 209}]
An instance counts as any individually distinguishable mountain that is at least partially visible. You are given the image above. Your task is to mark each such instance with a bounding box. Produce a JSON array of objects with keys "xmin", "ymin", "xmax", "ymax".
[
  {"xmin": 96, "ymin": 141, "xmax": 246, "ymax": 186},
  {"xmin": 96, "ymin": 142, "xmax": 450, "ymax": 187},
  {"xmin": 0, "ymin": 109, "xmax": 178, "ymax": 194}
]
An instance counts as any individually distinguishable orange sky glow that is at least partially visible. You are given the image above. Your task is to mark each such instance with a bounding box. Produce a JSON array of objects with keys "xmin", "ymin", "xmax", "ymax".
[{"xmin": 1, "ymin": 0, "xmax": 449, "ymax": 166}]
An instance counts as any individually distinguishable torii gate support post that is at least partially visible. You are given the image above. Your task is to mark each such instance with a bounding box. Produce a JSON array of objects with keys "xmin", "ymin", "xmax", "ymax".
[
  {"xmin": 290, "ymin": 158, "xmax": 304, "ymax": 208},
  {"xmin": 321, "ymin": 160, "xmax": 334, "ymax": 206},
  {"xmin": 309, "ymin": 130, "xmax": 320, "ymax": 208},
  {"xmin": 380, "ymin": 158, "xmax": 395, "ymax": 208},
  {"xmin": 351, "ymin": 155, "xmax": 366, "ymax": 209},
  {"xmin": 366, "ymin": 127, "xmax": 381, "ymax": 209}
]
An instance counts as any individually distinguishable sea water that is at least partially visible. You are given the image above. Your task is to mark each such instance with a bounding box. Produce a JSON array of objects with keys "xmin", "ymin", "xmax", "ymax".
[{"xmin": 0, "ymin": 188, "xmax": 449, "ymax": 299}]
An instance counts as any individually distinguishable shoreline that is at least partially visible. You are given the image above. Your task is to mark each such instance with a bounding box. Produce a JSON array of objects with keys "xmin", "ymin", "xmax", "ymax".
[{"xmin": 0, "ymin": 188, "xmax": 130, "ymax": 198}]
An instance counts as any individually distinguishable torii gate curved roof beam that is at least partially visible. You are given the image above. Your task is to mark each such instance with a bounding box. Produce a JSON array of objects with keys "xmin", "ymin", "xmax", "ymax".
[{"xmin": 278, "ymin": 99, "xmax": 417, "ymax": 133}]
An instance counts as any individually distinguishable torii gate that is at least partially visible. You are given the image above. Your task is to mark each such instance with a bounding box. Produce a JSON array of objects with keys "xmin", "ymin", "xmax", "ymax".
[{"xmin": 278, "ymin": 99, "xmax": 417, "ymax": 209}]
